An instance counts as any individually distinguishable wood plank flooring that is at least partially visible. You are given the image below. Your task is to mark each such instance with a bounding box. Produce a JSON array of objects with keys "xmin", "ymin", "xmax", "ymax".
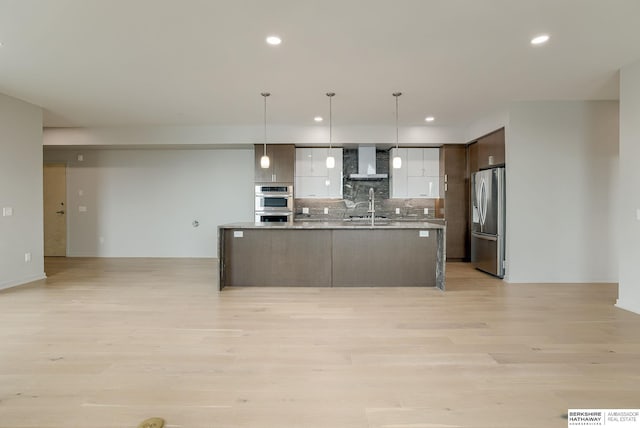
[{"xmin": 0, "ymin": 258, "xmax": 639, "ymax": 428}]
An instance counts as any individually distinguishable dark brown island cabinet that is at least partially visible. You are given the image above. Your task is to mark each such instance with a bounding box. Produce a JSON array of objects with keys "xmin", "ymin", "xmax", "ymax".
[{"xmin": 218, "ymin": 222, "xmax": 446, "ymax": 290}]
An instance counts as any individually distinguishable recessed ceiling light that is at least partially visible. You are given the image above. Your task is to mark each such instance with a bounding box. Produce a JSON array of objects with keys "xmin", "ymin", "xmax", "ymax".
[
  {"xmin": 531, "ymin": 34, "xmax": 550, "ymax": 45},
  {"xmin": 266, "ymin": 35, "xmax": 282, "ymax": 45},
  {"xmin": 314, "ymin": 116, "xmax": 323, "ymax": 122},
  {"xmin": 425, "ymin": 116, "xmax": 435, "ymax": 122}
]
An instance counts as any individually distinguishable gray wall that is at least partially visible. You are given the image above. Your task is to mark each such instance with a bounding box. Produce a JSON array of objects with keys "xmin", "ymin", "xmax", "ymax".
[
  {"xmin": 506, "ymin": 101, "xmax": 619, "ymax": 283},
  {"xmin": 618, "ymin": 59, "xmax": 640, "ymax": 314},
  {"xmin": 43, "ymin": 148, "xmax": 254, "ymax": 257},
  {"xmin": 0, "ymin": 93, "xmax": 45, "ymax": 290}
]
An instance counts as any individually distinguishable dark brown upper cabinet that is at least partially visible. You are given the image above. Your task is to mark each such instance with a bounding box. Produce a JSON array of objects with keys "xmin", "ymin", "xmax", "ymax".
[
  {"xmin": 469, "ymin": 128, "xmax": 505, "ymax": 172},
  {"xmin": 254, "ymin": 144, "xmax": 295, "ymax": 183}
]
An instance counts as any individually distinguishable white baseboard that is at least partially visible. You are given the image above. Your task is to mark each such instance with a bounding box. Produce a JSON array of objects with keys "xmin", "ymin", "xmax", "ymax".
[
  {"xmin": 0, "ymin": 273, "xmax": 47, "ymax": 291},
  {"xmin": 615, "ymin": 299, "xmax": 640, "ymax": 315}
]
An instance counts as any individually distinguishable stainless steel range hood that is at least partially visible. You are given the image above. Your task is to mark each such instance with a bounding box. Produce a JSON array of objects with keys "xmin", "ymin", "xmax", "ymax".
[{"xmin": 348, "ymin": 146, "xmax": 388, "ymax": 180}]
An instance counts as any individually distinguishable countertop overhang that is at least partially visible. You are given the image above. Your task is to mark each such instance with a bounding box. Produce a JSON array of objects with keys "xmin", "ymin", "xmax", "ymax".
[{"xmin": 219, "ymin": 221, "xmax": 446, "ymax": 230}]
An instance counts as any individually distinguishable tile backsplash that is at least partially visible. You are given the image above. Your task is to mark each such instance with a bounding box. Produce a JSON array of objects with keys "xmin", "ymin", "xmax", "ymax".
[
  {"xmin": 295, "ymin": 148, "xmax": 443, "ymax": 221},
  {"xmin": 294, "ymin": 197, "xmax": 443, "ymax": 220}
]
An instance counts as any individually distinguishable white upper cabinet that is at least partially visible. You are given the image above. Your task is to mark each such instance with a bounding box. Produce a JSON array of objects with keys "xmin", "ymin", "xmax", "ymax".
[
  {"xmin": 295, "ymin": 148, "xmax": 343, "ymax": 198},
  {"xmin": 390, "ymin": 148, "xmax": 440, "ymax": 198}
]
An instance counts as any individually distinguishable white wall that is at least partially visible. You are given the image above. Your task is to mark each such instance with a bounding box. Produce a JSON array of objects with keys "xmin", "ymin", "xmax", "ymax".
[
  {"xmin": 43, "ymin": 148, "xmax": 254, "ymax": 258},
  {"xmin": 506, "ymin": 101, "xmax": 619, "ymax": 283},
  {"xmin": 618, "ymin": 60, "xmax": 640, "ymax": 314},
  {"xmin": 464, "ymin": 108, "xmax": 509, "ymax": 143},
  {"xmin": 0, "ymin": 93, "xmax": 45, "ymax": 290}
]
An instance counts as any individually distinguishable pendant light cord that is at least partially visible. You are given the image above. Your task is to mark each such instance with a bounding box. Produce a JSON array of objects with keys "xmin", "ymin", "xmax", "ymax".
[
  {"xmin": 329, "ymin": 95, "xmax": 332, "ymax": 149},
  {"xmin": 327, "ymin": 92, "xmax": 335, "ymax": 150},
  {"xmin": 393, "ymin": 92, "xmax": 401, "ymax": 150},
  {"xmin": 261, "ymin": 92, "xmax": 270, "ymax": 156}
]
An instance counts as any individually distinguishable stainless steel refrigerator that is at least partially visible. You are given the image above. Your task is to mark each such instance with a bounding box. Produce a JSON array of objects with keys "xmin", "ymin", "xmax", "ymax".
[{"xmin": 471, "ymin": 167, "xmax": 505, "ymax": 278}]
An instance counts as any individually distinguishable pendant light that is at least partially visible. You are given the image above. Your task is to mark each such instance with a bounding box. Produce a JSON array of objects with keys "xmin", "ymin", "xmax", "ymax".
[
  {"xmin": 392, "ymin": 92, "xmax": 402, "ymax": 169},
  {"xmin": 260, "ymin": 92, "xmax": 271, "ymax": 169},
  {"xmin": 326, "ymin": 92, "xmax": 336, "ymax": 169}
]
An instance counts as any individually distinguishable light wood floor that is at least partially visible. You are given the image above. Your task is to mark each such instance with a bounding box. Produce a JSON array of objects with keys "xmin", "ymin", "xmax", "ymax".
[{"xmin": 1, "ymin": 258, "xmax": 639, "ymax": 428}]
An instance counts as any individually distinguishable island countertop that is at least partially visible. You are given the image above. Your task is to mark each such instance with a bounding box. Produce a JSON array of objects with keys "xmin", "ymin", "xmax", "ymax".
[
  {"xmin": 218, "ymin": 221, "xmax": 445, "ymax": 291},
  {"xmin": 219, "ymin": 220, "xmax": 446, "ymax": 230}
]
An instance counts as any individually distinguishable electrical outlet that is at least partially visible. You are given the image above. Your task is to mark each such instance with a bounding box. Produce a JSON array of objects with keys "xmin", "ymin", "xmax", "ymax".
[
  {"xmin": 78, "ymin": 189, "xmax": 84, "ymax": 196},
  {"xmin": 424, "ymin": 208, "xmax": 429, "ymax": 215},
  {"xmin": 2, "ymin": 207, "xmax": 13, "ymax": 217},
  {"xmin": 302, "ymin": 207, "xmax": 309, "ymax": 214},
  {"xmin": 395, "ymin": 208, "xmax": 400, "ymax": 215},
  {"xmin": 77, "ymin": 154, "xmax": 84, "ymax": 162},
  {"xmin": 24, "ymin": 252, "xmax": 31, "ymax": 262},
  {"xmin": 78, "ymin": 206, "xmax": 87, "ymax": 212},
  {"xmin": 324, "ymin": 207, "xmax": 329, "ymax": 214},
  {"xmin": 637, "ymin": 208, "xmax": 640, "ymax": 221}
]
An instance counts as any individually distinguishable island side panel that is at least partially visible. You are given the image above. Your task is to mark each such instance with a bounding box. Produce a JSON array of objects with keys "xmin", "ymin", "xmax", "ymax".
[
  {"xmin": 332, "ymin": 229, "xmax": 438, "ymax": 287},
  {"xmin": 436, "ymin": 228, "xmax": 446, "ymax": 291},
  {"xmin": 223, "ymin": 229, "xmax": 332, "ymax": 286}
]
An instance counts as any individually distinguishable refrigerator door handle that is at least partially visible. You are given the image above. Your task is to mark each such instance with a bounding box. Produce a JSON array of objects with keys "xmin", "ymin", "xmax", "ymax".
[
  {"xmin": 472, "ymin": 233, "xmax": 498, "ymax": 241},
  {"xmin": 479, "ymin": 178, "xmax": 487, "ymax": 229},
  {"xmin": 475, "ymin": 177, "xmax": 482, "ymax": 225}
]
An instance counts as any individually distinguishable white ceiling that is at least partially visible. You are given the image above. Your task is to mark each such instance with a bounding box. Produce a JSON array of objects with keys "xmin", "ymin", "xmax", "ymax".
[{"xmin": 1, "ymin": 0, "xmax": 639, "ymax": 129}]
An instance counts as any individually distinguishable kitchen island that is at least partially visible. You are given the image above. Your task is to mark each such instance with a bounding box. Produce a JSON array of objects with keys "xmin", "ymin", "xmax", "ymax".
[{"xmin": 218, "ymin": 221, "xmax": 445, "ymax": 290}]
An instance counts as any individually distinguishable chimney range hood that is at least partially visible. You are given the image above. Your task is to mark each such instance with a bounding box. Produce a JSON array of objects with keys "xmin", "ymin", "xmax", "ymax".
[{"xmin": 349, "ymin": 146, "xmax": 388, "ymax": 180}]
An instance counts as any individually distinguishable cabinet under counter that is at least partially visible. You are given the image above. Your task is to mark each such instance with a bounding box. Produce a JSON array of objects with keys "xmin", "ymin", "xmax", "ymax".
[{"xmin": 218, "ymin": 222, "xmax": 445, "ymax": 290}]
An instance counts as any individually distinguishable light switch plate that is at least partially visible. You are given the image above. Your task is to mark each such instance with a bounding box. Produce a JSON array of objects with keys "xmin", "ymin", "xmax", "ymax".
[
  {"xmin": 324, "ymin": 207, "xmax": 329, "ymax": 214},
  {"xmin": 2, "ymin": 207, "xmax": 13, "ymax": 216},
  {"xmin": 419, "ymin": 230, "xmax": 429, "ymax": 237},
  {"xmin": 423, "ymin": 208, "xmax": 429, "ymax": 215},
  {"xmin": 78, "ymin": 206, "xmax": 87, "ymax": 212},
  {"xmin": 637, "ymin": 208, "xmax": 640, "ymax": 221},
  {"xmin": 395, "ymin": 208, "xmax": 400, "ymax": 214},
  {"xmin": 77, "ymin": 154, "xmax": 84, "ymax": 162},
  {"xmin": 233, "ymin": 231, "xmax": 243, "ymax": 238}
]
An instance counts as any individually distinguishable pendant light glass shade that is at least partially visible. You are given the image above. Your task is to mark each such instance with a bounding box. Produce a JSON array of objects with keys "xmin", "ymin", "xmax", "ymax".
[
  {"xmin": 392, "ymin": 92, "xmax": 402, "ymax": 169},
  {"xmin": 326, "ymin": 92, "xmax": 336, "ymax": 169},
  {"xmin": 326, "ymin": 155, "xmax": 335, "ymax": 169},
  {"xmin": 260, "ymin": 92, "xmax": 271, "ymax": 169}
]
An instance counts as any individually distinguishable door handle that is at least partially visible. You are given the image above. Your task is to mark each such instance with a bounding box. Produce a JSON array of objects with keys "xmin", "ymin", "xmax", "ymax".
[
  {"xmin": 56, "ymin": 210, "xmax": 65, "ymax": 214},
  {"xmin": 473, "ymin": 232, "xmax": 497, "ymax": 241}
]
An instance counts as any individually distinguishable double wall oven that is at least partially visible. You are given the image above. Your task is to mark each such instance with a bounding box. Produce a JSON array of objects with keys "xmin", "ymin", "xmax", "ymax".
[{"xmin": 255, "ymin": 185, "xmax": 293, "ymax": 222}]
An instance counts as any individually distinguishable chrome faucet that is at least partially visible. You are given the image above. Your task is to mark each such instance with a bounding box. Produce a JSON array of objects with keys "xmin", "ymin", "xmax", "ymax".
[{"xmin": 368, "ymin": 187, "xmax": 375, "ymax": 226}]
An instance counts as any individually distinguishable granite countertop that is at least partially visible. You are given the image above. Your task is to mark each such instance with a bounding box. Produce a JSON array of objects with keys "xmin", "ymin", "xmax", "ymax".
[{"xmin": 220, "ymin": 221, "xmax": 446, "ymax": 230}]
